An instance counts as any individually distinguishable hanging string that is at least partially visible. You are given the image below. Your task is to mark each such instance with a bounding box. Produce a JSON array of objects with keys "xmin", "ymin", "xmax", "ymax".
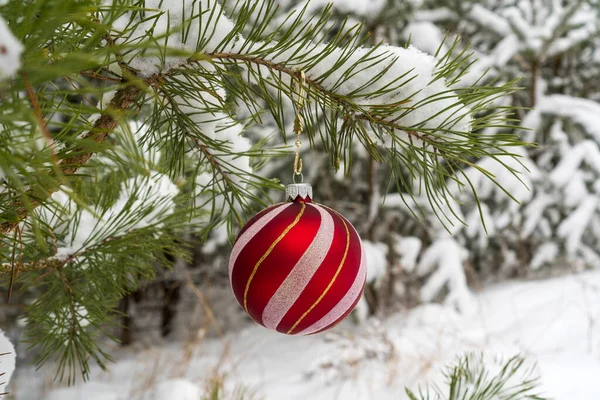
[{"xmin": 292, "ymin": 71, "xmax": 306, "ymax": 183}]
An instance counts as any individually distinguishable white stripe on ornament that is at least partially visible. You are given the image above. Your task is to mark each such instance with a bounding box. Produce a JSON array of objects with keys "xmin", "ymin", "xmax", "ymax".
[
  {"xmin": 261, "ymin": 204, "xmax": 335, "ymax": 330},
  {"xmin": 229, "ymin": 203, "xmax": 293, "ymax": 285},
  {"xmin": 295, "ymin": 235, "xmax": 366, "ymax": 335}
]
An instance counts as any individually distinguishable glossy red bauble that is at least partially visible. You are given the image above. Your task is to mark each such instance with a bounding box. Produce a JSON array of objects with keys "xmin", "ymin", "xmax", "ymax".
[{"xmin": 228, "ymin": 185, "xmax": 366, "ymax": 335}]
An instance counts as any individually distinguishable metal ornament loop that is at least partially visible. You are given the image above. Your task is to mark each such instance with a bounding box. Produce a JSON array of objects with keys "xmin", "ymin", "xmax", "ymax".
[{"xmin": 292, "ymin": 172, "xmax": 304, "ymax": 184}]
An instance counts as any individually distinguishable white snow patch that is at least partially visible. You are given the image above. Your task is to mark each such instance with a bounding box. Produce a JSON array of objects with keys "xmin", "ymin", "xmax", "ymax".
[
  {"xmin": 550, "ymin": 140, "xmax": 600, "ymax": 188},
  {"xmin": 0, "ymin": 16, "xmax": 23, "ymax": 79},
  {"xmin": 393, "ymin": 235, "xmax": 421, "ymax": 273},
  {"xmin": 522, "ymin": 192, "xmax": 555, "ymax": 238},
  {"xmin": 111, "ymin": 0, "xmax": 237, "ymax": 77},
  {"xmin": 416, "ymin": 238, "xmax": 473, "ymax": 314},
  {"xmin": 469, "ymin": 4, "xmax": 511, "ymax": 36},
  {"xmin": 531, "ymin": 242, "xmax": 559, "ymax": 270},
  {"xmin": 284, "ymin": 0, "xmax": 386, "ymax": 20},
  {"xmin": 0, "ymin": 330, "xmax": 16, "ymax": 396},
  {"xmin": 557, "ymin": 195, "xmax": 598, "ymax": 255},
  {"xmin": 285, "ymin": 44, "xmax": 473, "ymax": 137},
  {"xmin": 404, "ymin": 21, "xmax": 446, "ymax": 56},
  {"xmin": 153, "ymin": 379, "xmax": 201, "ymax": 400},
  {"xmin": 362, "ymin": 240, "xmax": 388, "ymax": 285},
  {"xmin": 39, "ymin": 173, "xmax": 179, "ymax": 258}
]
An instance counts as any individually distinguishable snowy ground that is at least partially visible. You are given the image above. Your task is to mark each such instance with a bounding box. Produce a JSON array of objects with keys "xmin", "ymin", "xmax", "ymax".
[{"xmin": 10, "ymin": 270, "xmax": 600, "ymax": 400}]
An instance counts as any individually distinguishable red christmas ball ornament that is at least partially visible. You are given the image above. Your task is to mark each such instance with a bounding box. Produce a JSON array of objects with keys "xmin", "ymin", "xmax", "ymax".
[{"xmin": 229, "ymin": 183, "xmax": 366, "ymax": 335}]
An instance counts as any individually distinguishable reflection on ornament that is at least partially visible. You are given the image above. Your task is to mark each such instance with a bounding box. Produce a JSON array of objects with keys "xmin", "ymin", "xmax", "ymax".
[{"xmin": 229, "ymin": 183, "xmax": 366, "ymax": 335}]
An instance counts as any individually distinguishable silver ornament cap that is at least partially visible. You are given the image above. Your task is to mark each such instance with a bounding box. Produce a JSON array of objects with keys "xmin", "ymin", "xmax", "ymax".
[{"xmin": 286, "ymin": 183, "xmax": 313, "ymax": 202}]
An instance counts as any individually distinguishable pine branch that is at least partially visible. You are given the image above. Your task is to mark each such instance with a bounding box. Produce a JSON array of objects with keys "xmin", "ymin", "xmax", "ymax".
[
  {"xmin": 206, "ymin": 52, "xmax": 426, "ymax": 141},
  {"xmin": 0, "ymin": 82, "xmax": 144, "ymax": 237},
  {"xmin": 197, "ymin": 143, "xmax": 245, "ymax": 226},
  {"xmin": 0, "ymin": 46, "xmax": 438, "ymax": 244},
  {"xmin": 406, "ymin": 353, "xmax": 547, "ymax": 400},
  {"xmin": 149, "ymin": 81, "xmax": 248, "ymax": 226}
]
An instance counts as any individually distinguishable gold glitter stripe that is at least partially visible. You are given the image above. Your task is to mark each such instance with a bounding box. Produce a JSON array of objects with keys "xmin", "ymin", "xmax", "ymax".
[
  {"xmin": 287, "ymin": 211, "xmax": 350, "ymax": 334},
  {"xmin": 243, "ymin": 202, "xmax": 306, "ymax": 313}
]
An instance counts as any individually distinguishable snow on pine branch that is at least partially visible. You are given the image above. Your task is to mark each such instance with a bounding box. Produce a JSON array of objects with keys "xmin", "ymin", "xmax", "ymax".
[
  {"xmin": 278, "ymin": 0, "xmax": 387, "ymax": 21},
  {"xmin": 523, "ymin": 94, "xmax": 600, "ymax": 143},
  {"xmin": 0, "ymin": 330, "xmax": 16, "ymax": 396},
  {"xmin": 549, "ymin": 140, "xmax": 600, "ymax": 188},
  {"xmin": 502, "ymin": 1, "xmax": 597, "ymax": 58},
  {"xmin": 422, "ymin": 2, "xmax": 598, "ymax": 86},
  {"xmin": 363, "ymin": 240, "xmax": 388, "ymax": 287},
  {"xmin": 0, "ymin": 15, "xmax": 23, "ymax": 79},
  {"xmin": 469, "ymin": 4, "xmax": 511, "ymax": 36},
  {"xmin": 558, "ymin": 195, "xmax": 598, "ymax": 256},
  {"xmin": 392, "ymin": 234, "xmax": 421, "ymax": 273},
  {"xmin": 35, "ymin": 173, "xmax": 178, "ymax": 260},
  {"xmin": 193, "ymin": 115, "xmax": 254, "ymax": 216},
  {"xmin": 415, "ymin": 237, "xmax": 474, "ymax": 314},
  {"xmin": 281, "ymin": 43, "xmax": 473, "ymax": 136},
  {"xmin": 111, "ymin": 0, "xmax": 474, "ymax": 140}
]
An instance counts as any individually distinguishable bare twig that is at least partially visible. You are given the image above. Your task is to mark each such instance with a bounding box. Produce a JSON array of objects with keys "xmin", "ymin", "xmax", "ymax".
[{"xmin": 184, "ymin": 272, "xmax": 224, "ymax": 338}]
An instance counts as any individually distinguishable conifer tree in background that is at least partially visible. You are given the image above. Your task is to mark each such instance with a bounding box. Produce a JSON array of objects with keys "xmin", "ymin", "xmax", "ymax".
[
  {"xmin": 399, "ymin": 0, "xmax": 600, "ymax": 285},
  {"xmin": 0, "ymin": 0, "xmax": 533, "ymax": 390}
]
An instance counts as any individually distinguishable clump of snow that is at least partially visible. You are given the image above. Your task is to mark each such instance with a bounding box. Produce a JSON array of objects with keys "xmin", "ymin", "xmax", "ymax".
[
  {"xmin": 403, "ymin": 21, "xmax": 446, "ymax": 56},
  {"xmin": 457, "ymin": 147, "xmax": 539, "ymax": 207},
  {"xmin": 363, "ymin": 240, "xmax": 388, "ymax": 283},
  {"xmin": 550, "ymin": 140, "xmax": 600, "ymax": 187},
  {"xmin": 112, "ymin": 173, "xmax": 179, "ymax": 230},
  {"xmin": 557, "ymin": 195, "xmax": 598, "ymax": 255},
  {"xmin": 531, "ymin": 242, "xmax": 559, "ymax": 270},
  {"xmin": 128, "ymin": 120, "xmax": 163, "ymax": 169},
  {"xmin": 0, "ymin": 16, "xmax": 23, "ymax": 79},
  {"xmin": 469, "ymin": 4, "xmax": 511, "ymax": 36},
  {"xmin": 284, "ymin": 0, "xmax": 387, "ymax": 20},
  {"xmin": 449, "ymin": 146, "xmax": 539, "ymax": 242},
  {"xmin": 521, "ymin": 192, "xmax": 555, "ymax": 238},
  {"xmin": 416, "ymin": 237, "xmax": 474, "ymax": 314},
  {"xmin": 392, "ymin": 235, "xmax": 421, "ymax": 273},
  {"xmin": 0, "ymin": 330, "xmax": 16, "ymax": 396},
  {"xmin": 37, "ymin": 173, "xmax": 179, "ymax": 258},
  {"xmin": 111, "ymin": 0, "xmax": 237, "ymax": 77},
  {"xmin": 153, "ymin": 379, "xmax": 201, "ymax": 400}
]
